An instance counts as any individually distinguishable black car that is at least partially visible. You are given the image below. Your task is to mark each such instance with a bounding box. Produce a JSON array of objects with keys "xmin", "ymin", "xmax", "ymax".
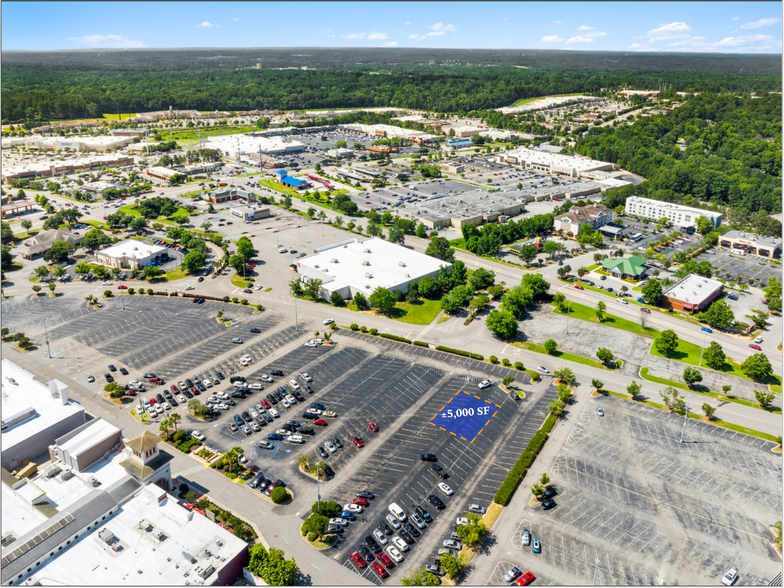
[
  {"xmin": 304, "ymin": 384, "xmax": 314, "ymax": 394},
  {"xmin": 378, "ymin": 520, "xmax": 393, "ymax": 536},
  {"xmin": 169, "ymin": 398, "xmax": 178, "ymax": 407},
  {"xmin": 404, "ymin": 522, "xmax": 420, "ymax": 538},
  {"xmin": 261, "ymin": 412, "xmax": 273, "ymax": 422},
  {"xmin": 156, "ymin": 393, "xmax": 165, "ymax": 404},
  {"xmin": 428, "ymin": 495, "xmax": 446, "ymax": 510},
  {"xmin": 299, "ymin": 428, "xmax": 315, "ymax": 436},
  {"xmin": 197, "ymin": 276, "xmax": 204, "ymax": 282},
  {"xmin": 317, "ymin": 446, "xmax": 329, "ymax": 459},
  {"xmin": 282, "ymin": 424, "xmax": 297, "ymax": 433},
  {"xmin": 429, "ymin": 464, "xmax": 448, "ymax": 479},
  {"xmin": 365, "ymin": 535, "xmax": 382, "ymax": 552},
  {"xmin": 274, "ymin": 390, "xmax": 285, "ymax": 401},
  {"xmin": 293, "ymin": 391, "xmax": 305, "ymax": 402},
  {"xmin": 185, "ymin": 378, "xmax": 194, "ymax": 387},
  {"xmin": 415, "ymin": 505, "xmax": 434, "ymax": 523},
  {"xmin": 250, "ymin": 328, "xmax": 261, "ymax": 333},
  {"xmin": 303, "ymin": 411, "xmax": 319, "ymax": 420},
  {"xmin": 270, "ymin": 369, "xmax": 284, "ymax": 377},
  {"xmin": 230, "ymin": 376, "xmax": 246, "ymax": 383},
  {"xmin": 163, "ymin": 390, "xmax": 173, "ymax": 399},
  {"xmin": 542, "ymin": 487, "xmax": 557, "ymax": 500},
  {"xmin": 105, "ymin": 373, "xmax": 114, "ymax": 383},
  {"xmin": 277, "ymin": 386, "xmax": 287, "ymax": 395},
  {"xmin": 268, "ymin": 433, "xmax": 284, "ymax": 441},
  {"xmin": 143, "ymin": 373, "xmax": 156, "ymax": 379},
  {"xmin": 108, "ymin": 364, "xmax": 117, "ymax": 372},
  {"xmin": 420, "ymin": 454, "xmax": 437, "ymax": 462},
  {"xmin": 286, "ymin": 420, "xmax": 301, "ymax": 428},
  {"xmin": 399, "ymin": 529, "xmax": 415, "ymax": 544},
  {"xmin": 183, "ymin": 388, "xmax": 193, "ymax": 398},
  {"xmin": 119, "ymin": 367, "xmax": 129, "ymax": 375},
  {"xmin": 231, "ymin": 391, "xmax": 245, "ymax": 399},
  {"xmin": 333, "ymin": 437, "xmax": 343, "ymax": 449},
  {"xmin": 324, "ymin": 464, "xmax": 335, "ymax": 477},
  {"xmin": 542, "ymin": 498, "xmax": 557, "ymax": 510},
  {"xmin": 225, "ymin": 399, "xmax": 236, "ymax": 406},
  {"xmin": 358, "ymin": 545, "xmax": 375, "ymax": 562},
  {"xmin": 216, "ymin": 371, "xmax": 225, "ymax": 380},
  {"xmin": 242, "ymin": 411, "xmax": 252, "ymax": 422},
  {"xmin": 255, "ymin": 416, "xmax": 268, "ymax": 427},
  {"xmin": 311, "ymin": 402, "xmax": 325, "ymax": 410},
  {"xmin": 266, "ymin": 393, "xmax": 278, "ymax": 405}
]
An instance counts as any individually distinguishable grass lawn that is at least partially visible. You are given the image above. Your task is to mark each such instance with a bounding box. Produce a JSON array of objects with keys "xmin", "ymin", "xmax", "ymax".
[
  {"xmin": 264, "ymin": 287, "xmax": 273, "ymax": 292},
  {"xmin": 12, "ymin": 229, "xmax": 39, "ymax": 240},
  {"xmin": 584, "ymin": 264, "xmax": 600, "ymax": 271},
  {"xmin": 84, "ymin": 219, "xmax": 112, "ymax": 230},
  {"xmin": 6, "ymin": 262, "xmax": 24, "ymax": 273},
  {"xmin": 771, "ymin": 384, "xmax": 782, "ymax": 393},
  {"xmin": 514, "ymin": 341, "xmax": 612, "ymax": 370},
  {"xmin": 554, "ymin": 300, "xmax": 653, "ymax": 337},
  {"xmin": 164, "ymin": 268, "xmax": 189, "ymax": 281},
  {"xmin": 639, "ymin": 367, "xmax": 691, "ymax": 391},
  {"xmin": 524, "ymin": 369, "xmax": 540, "ymax": 383},
  {"xmin": 167, "ymin": 125, "xmax": 258, "ymax": 143},
  {"xmin": 389, "ymin": 299, "xmax": 443, "ymax": 325},
  {"xmin": 230, "ymin": 274, "xmax": 252, "ymax": 288}
]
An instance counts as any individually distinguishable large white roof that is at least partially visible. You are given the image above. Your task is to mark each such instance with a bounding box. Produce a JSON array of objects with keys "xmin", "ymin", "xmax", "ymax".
[
  {"xmin": 298, "ymin": 238, "xmax": 449, "ymax": 296},
  {"xmin": 663, "ymin": 274, "xmax": 724, "ymax": 305},
  {"xmin": 204, "ymin": 134, "xmax": 304, "ymax": 154},
  {"xmin": 98, "ymin": 239, "xmax": 167, "ymax": 260}
]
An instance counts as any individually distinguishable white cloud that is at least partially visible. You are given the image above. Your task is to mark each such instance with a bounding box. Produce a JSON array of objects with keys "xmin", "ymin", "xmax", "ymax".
[
  {"xmin": 713, "ymin": 34, "xmax": 775, "ymax": 48},
  {"xmin": 732, "ymin": 16, "xmax": 739, "ymax": 21},
  {"xmin": 541, "ymin": 35, "xmax": 564, "ymax": 43},
  {"xmin": 383, "ymin": 41, "xmax": 398, "ymax": 47},
  {"xmin": 585, "ymin": 31, "xmax": 606, "ymax": 38},
  {"xmin": 740, "ymin": 17, "xmax": 780, "ymax": 29},
  {"xmin": 566, "ymin": 35, "xmax": 593, "ymax": 44},
  {"xmin": 427, "ymin": 30, "xmax": 445, "ymax": 37},
  {"xmin": 197, "ymin": 21, "xmax": 218, "ymax": 28},
  {"xmin": 553, "ymin": 20, "xmax": 562, "ymax": 24},
  {"xmin": 714, "ymin": 36, "xmax": 746, "ymax": 47},
  {"xmin": 429, "ymin": 22, "xmax": 456, "ymax": 32},
  {"xmin": 577, "ymin": 25, "xmax": 594, "ymax": 31},
  {"xmin": 647, "ymin": 22, "xmax": 691, "ymax": 35},
  {"xmin": 367, "ymin": 31, "xmax": 388, "ymax": 40},
  {"xmin": 627, "ymin": 43, "xmax": 643, "ymax": 48},
  {"xmin": 67, "ymin": 34, "xmax": 146, "ymax": 48},
  {"xmin": 409, "ymin": 34, "xmax": 425, "ymax": 40},
  {"xmin": 648, "ymin": 33, "xmax": 690, "ymax": 43},
  {"xmin": 343, "ymin": 33, "xmax": 365, "ymax": 39},
  {"xmin": 232, "ymin": 17, "xmax": 239, "ymax": 21},
  {"xmin": 667, "ymin": 39, "xmax": 710, "ymax": 48},
  {"xmin": 404, "ymin": 21, "xmax": 411, "ymax": 25}
]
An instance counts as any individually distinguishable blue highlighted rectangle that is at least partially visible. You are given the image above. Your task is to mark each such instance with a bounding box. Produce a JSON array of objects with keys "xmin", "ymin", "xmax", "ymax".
[{"xmin": 430, "ymin": 389, "xmax": 501, "ymax": 443}]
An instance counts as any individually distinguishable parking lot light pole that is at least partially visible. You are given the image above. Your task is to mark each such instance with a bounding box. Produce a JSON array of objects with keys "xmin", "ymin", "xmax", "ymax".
[
  {"xmin": 294, "ymin": 296, "xmax": 299, "ymax": 332},
  {"xmin": 679, "ymin": 396, "xmax": 690, "ymax": 443},
  {"xmin": 592, "ymin": 557, "xmax": 600, "ymax": 585},
  {"xmin": 468, "ymin": 339, "xmax": 472, "ymax": 381},
  {"xmin": 698, "ymin": 330, "xmax": 708, "ymax": 366},
  {"xmin": 565, "ymin": 300, "xmax": 572, "ymax": 334}
]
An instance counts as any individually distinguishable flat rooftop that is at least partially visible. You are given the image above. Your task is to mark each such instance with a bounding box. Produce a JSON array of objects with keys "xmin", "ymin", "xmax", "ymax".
[
  {"xmin": 97, "ymin": 239, "xmax": 167, "ymax": 259},
  {"xmin": 721, "ymin": 230, "xmax": 783, "ymax": 248},
  {"xmin": 663, "ymin": 274, "xmax": 724, "ymax": 305},
  {"xmin": 299, "ymin": 237, "xmax": 448, "ymax": 296},
  {"xmin": 204, "ymin": 134, "xmax": 304, "ymax": 154}
]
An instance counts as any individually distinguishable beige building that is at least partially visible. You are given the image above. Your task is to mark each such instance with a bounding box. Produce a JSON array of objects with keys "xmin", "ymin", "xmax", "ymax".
[
  {"xmin": 20, "ymin": 228, "xmax": 82, "ymax": 259},
  {"xmin": 554, "ymin": 203, "xmax": 613, "ymax": 234},
  {"xmin": 719, "ymin": 230, "xmax": 782, "ymax": 259},
  {"xmin": 94, "ymin": 239, "xmax": 168, "ymax": 270}
]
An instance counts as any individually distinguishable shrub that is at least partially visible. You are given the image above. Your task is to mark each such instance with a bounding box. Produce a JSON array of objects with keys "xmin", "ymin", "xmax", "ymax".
[
  {"xmin": 494, "ymin": 428, "xmax": 551, "ymax": 506},
  {"xmin": 380, "ymin": 333, "xmax": 411, "ymax": 343},
  {"xmin": 270, "ymin": 486, "xmax": 290, "ymax": 503},
  {"xmin": 226, "ymin": 472, "xmax": 238, "ymax": 479},
  {"xmin": 223, "ymin": 295, "xmax": 230, "ymax": 302},
  {"xmin": 360, "ymin": 326, "xmax": 368, "ymax": 333},
  {"xmin": 369, "ymin": 328, "xmax": 378, "ymax": 335},
  {"xmin": 128, "ymin": 287, "xmax": 135, "ymax": 294},
  {"xmin": 435, "ymin": 346, "xmax": 484, "ymax": 360},
  {"xmin": 514, "ymin": 361, "xmax": 524, "ymax": 370},
  {"xmin": 146, "ymin": 288, "xmax": 153, "ymax": 295},
  {"xmin": 241, "ymin": 299, "xmax": 248, "ymax": 305},
  {"xmin": 414, "ymin": 340, "xmax": 429, "ymax": 347},
  {"xmin": 350, "ymin": 323, "xmax": 359, "ymax": 331},
  {"xmin": 103, "ymin": 290, "xmax": 113, "ymax": 297},
  {"xmin": 232, "ymin": 297, "xmax": 239, "ymax": 303},
  {"xmin": 502, "ymin": 358, "xmax": 511, "ymax": 366},
  {"xmin": 489, "ymin": 355, "xmax": 499, "ymax": 364},
  {"xmin": 138, "ymin": 288, "xmax": 145, "ymax": 295},
  {"xmin": 308, "ymin": 532, "xmax": 318, "ymax": 542}
]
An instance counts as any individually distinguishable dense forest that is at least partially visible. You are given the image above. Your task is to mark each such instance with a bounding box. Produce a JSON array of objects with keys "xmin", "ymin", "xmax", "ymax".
[
  {"xmin": 582, "ymin": 93, "xmax": 781, "ymax": 233},
  {"xmin": 2, "ymin": 62, "xmax": 781, "ymax": 122}
]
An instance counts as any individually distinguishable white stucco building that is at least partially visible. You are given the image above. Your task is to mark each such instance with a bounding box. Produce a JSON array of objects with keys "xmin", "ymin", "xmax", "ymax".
[
  {"xmin": 624, "ymin": 196, "xmax": 722, "ymax": 229},
  {"xmin": 94, "ymin": 240, "xmax": 168, "ymax": 270}
]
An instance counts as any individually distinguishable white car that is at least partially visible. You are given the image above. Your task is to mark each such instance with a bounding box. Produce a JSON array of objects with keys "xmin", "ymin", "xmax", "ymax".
[
  {"xmin": 308, "ymin": 408, "xmax": 322, "ymax": 415},
  {"xmin": 276, "ymin": 428, "xmax": 289, "ymax": 435},
  {"xmin": 386, "ymin": 545, "xmax": 404, "ymax": 562},
  {"xmin": 102, "ymin": 281, "xmax": 113, "ymax": 286},
  {"xmin": 300, "ymin": 372, "xmax": 313, "ymax": 382},
  {"xmin": 329, "ymin": 517, "xmax": 349, "ymax": 527},
  {"xmin": 288, "ymin": 380, "xmax": 300, "ymax": 391},
  {"xmin": 154, "ymin": 404, "xmax": 164, "ymax": 415},
  {"xmin": 250, "ymin": 383, "xmax": 263, "ymax": 390},
  {"xmin": 215, "ymin": 403, "xmax": 229, "ymax": 411},
  {"xmin": 281, "ymin": 397, "xmax": 291, "ymax": 408},
  {"xmin": 721, "ymin": 568, "xmax": 738, "ymax": 586},
  {"xmin": 391, "ymin": 536, "xmax": 409, "ymax": 552},
  {"xmin": 177, "ymin": 394, "xmax": 186, "ymax": 403},
  {"xmin": 269, "ymin": 408, "xmax": 280, "ymax": 418},
  {"xmin": 162, "ymin": 402, "xmax": 171, "ymax": 411},
  {"xmin": 260, "ymin": 375, "xmax": 274, "ymax": 383},
  {"xmin": 373, "ymin": 529, "xmax": 388, "ymax": 545},
  {"xmin": 537, "ymin": 366, "xmax": 550, "ymax": 374},
  {"xmin": 385, "ymin": 514, "xmax": 401, "ymax": 529},
  {"xmin": 343, "ymin": 504, "xmax": 363, "ymax": 513},
  {"xmin": 438, "ymin": 482, "xmax": 454, "ymax": 496},
  {"xmin": 285, "ymin": 394, "xmax": 297, "ymax": 405},
  {"xmin": 456, "ymin": 517, "xmax": 470, "ymax": 526},
  {"xmin": 250, "ymin": 422, "xmax": 261, "ymax": 432},
  {"xmin": 478, "ymin": 380, "xmax": 491, "ymax": 389},
  {"xmin": 754, "ymin": 336, "xmax": 764, "ymax": 344},
  {"xmin": 249, "ymin": 408, "xmax": 259, "ymax": 418},
  {"xmin": 147, "ymin": 408, "xmax": 157, "ymax": 419},
  {"xmin": 255, "ymin": 284, "xmax": 263, "ymax": 290},
  {"xmin": 323, "ymin": 319, "xmax": 335, "ymax": 325},
  {"xmin": 325, "ymin": 440, "xmax": 337, "ymax": 453},
  {"xmin": 191, "ymin": 431, "xmax": 205, "ymax": 441},
  {"xmin": 240, "ymin": 358, "xmax": 251, "ymax": 366}
]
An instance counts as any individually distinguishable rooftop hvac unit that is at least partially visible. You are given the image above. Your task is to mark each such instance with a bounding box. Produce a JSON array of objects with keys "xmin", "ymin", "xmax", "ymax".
[
  {"xmin": 405, "ymin": 273, "xmax": 410, "ymax": 278},
  {"xmin": 331, "ymin": 258, "xmax": 338, "ymax": 263},
  {"xmin": 44, "ymin": 464, "xmax": 62, "ymax": 478},
  {"xmin": 365, "ymin": 273, "xmax": 373, "ymax": 279},
  {"xmin": 365, "ymin": 285, "xmax": 371, "ymax": 289},
  {"xmin": 398, "ymin": 262, "xmax": 406, "ymax": 267},
  {"xmin": 314, "ymin": 264, "xmax": 320, "ymax": 268},
  {"xmin": 88, "ymin": 475, "xmax": 99, "ymax": 487},
  {"xmin": 362, "ymin": 261, "xmax": 370, "ymax": 266},
  {"xmin": 363, "ymin": 248, "xmax": 371, "ymax": 253},
  {"xmin": 60, "ymin": 468, "xmax": 73, "ymax": 481}
]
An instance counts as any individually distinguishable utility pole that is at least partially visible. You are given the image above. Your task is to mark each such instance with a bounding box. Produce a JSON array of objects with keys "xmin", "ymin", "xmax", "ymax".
[
  {"xmin": 43, "ymin": 318, "xmax": 51, "ymax": 359},
  {"xmin": 565, "ymin": 299, "xmax": 571, "ymax": 334},
  {"xmin": 679, "ymin": 396, "xmax": 690, "ymax": 443}
]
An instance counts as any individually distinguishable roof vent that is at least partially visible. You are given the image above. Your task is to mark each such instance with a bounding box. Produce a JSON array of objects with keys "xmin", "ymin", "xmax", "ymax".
[
  {"xmin": 331, "ymin": 258, "xmax": 338, "ymax": 263},
  {"xmin": 399, "ymin": 261, "xmax": 406, "ymax": 267},
  {"xmin": 365, "ymin": 284, "xmax": 371, "ymax": 289},
  {"xmin": 362, "ymin": 261, "xmax": 370, "ymax": 266},
  {"xmin": 314, "ymin": 264, "xmax": 320, "ymax": 268},
  {"xmin": 363, "ymin": 248, "xmax": 371, "ymax": 253},
  {"xmin": 405, "ymin": 273, "xmax": 410, "ymax": 278},
  {"xmin": 365, "ymin": 273, "xmax": 373, "ymax": 279}
]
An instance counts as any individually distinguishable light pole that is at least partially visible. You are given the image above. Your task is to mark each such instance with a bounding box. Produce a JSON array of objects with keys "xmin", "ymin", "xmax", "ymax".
[
  {"xmin": 592, "ymin": 557, "xmax": 601, "ymax": 585},
  {"xmin": 294, "ymin": 295, "xmax": 299, "ymax": 332},
  {"xmin": 43, "ymin": 318, "xmax": 51, "ymax": 359},
  {"xmin": 468, "ymin": 339, "xmax": 472, "ymax": 381},
  {"xmin": 679, "ymin": 395, "xmax": 690, "ymax": 443},
  {"xmin": 698, "ymin": 330, "xmax": 708, "ymax": 366},
  {"xmin": 565, "ymin": 299, "xmax": 572, "ymax": 334}
]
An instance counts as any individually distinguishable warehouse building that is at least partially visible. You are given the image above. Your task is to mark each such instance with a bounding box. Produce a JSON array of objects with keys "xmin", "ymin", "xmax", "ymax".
[
  {"xmin": 719, "ymin": 230, "xmax": 782, "ymax": 259},
  {"xmin": 94, "ymin": 240, "xmax": 168, "ymax": 270},
  {"xmin": 295, "ymin": 237, "xmax": 450, "ymax": 300},
  {"xmin": 1, "ymin": 135, "xmax": 133, "ymax": 152},
  {"xmin": 144, "ymin": 166, "xmax": 181, "ymax": 182},
  {"xmin": 662, "ymin": 274, "xmax": 724, "ymax": 313},
  {"xmin": 1, "ymin": 155, "xmax": 134, "ymax": 183},
  {"xmin": 343, "ymin": 123, "xmax": 440, "ymax": 143},
  {"xmin": 230, "ymin": 205, "xmax": 272, "ymax": 222},
  {"xmin": 1, "ymin": 360, "xmax": 86, "ymax": 472},
  {"xmin": 495, "ymin": 147, "xmax": 615, "ymax": 178},
  {"xmin": 624, "ymin": 196, "xmax": 722, "ymax": 229},
  {"xmin": 400, "ymin": 189, "xmax": 527, "ymax": 229}
]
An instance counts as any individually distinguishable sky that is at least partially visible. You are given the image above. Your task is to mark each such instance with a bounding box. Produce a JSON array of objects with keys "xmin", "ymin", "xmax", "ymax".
[{"xmin": 2, "ymin": 1, "xmax": 782, "ymax": 53}]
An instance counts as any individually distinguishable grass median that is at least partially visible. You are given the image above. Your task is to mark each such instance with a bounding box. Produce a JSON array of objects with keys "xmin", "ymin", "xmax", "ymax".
[{"xmin": 514, "ymin": 340, "xmax": 618, "ymax": 371}]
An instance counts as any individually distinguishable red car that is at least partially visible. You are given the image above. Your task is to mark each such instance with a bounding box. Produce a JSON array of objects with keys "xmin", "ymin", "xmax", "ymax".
[
  {"xmin": 367, "ymin": 422, "xmax": 379, "ymax": 432},
  {"xmin": 117, "ymin": 285, "xmax": 128, "ymax": 290},
  {"xmin": 261, "ymin": 399, "xmax": 271, "ymax": 409},
  {"xmin": 516, "ymin": 572, "xmax": 535, "ymax": 586},
  {"xmin": 353, "ymin": 497, "xmax": 368, "ymax": 506},
  {"xmin": 313, "ymin": 418, "xmax": 328, "ymax": 426},
  {"xmin": 351, "ymin": 436, "xmax": 364, "ymax": 448},
  {"xmin": 371, "ymin": 562, "xmax": 389, "ymax": 578},
  {"xmin": 350, "ymin": 551, "xmax": 367, "ymax": 568},
  {"xmin": 149, "ymin": 398, "xmax": 157, "ymax": 405},
  {"xmin": 377, "ymin": 552, "xmax": 394, "ymax": 568},
  {"xmin": 749, "ymin": 344, "xmax": 762, "ymax": 351},
  {"xmin": 171, "ymin": 385, "xmax": 180, "ymax": 393},
  {"xmin": 574, "ymin": 285, "xmax": 584, "ymax": 290}
]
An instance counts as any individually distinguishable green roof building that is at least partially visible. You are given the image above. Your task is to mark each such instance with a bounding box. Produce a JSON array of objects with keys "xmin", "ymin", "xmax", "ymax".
[{"xmin": 601, "ymin": 255, "xmax": 647, "ymax": 278}]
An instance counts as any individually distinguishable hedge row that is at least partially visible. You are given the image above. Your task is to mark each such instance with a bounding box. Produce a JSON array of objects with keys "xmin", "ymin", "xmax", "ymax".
[
  {"xmin": 493, "ymin": 427, "xmax": 551, "ymax": 506},
  {"xmin": 380, "ymin": 333, "xmax": 411, "ymax": 343},
  {"xmin": 435, "ymin": 346, "xmax": 484, "ymax": 361},
  {"xmin": 540, "ymin": 413, "xmax": 558, "ymax": 435},
  {"xmin": 413, "ymin": 341, "xmax": 429, "ymax": 347}
]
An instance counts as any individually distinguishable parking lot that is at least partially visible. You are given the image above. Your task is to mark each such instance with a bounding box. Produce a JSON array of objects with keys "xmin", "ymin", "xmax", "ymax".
[
  {"xmin": 694, "ymin": 247, "xmax": 781, "ymax": 285},
  {"xmin": 494, "ymin": 394, "xmax": 782, "ymax": 586}
]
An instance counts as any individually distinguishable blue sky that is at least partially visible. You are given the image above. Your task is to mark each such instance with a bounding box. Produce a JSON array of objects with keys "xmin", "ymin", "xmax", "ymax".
[{"xmin": 2, "ymin": 2, "xmax": 781, "ymax": 53}]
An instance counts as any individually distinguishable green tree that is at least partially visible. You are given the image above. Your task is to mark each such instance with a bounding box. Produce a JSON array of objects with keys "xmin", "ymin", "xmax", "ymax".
[
  {"xmin": 369, "ymin": 286, "xmax": 396, "ymax": 314},
  {"xmin": 548, "ymin": 400, "xmax": 565, "ymax": 416},
  {"xmin": 142, "ymin": 265, "xmax": 163, "ymax": 280},
  {"xmin": 641, "ymin": 278, "xmax": 663, "ymax": 306},
  {"xmin": 518, "ymin": 244, "xmax": 538, "ymax": 266},
  {"xmin": 485, "ymin": 309, "xmax": 518, "ymax": 339},
  {"xmin": 425, "ymin": 237, "xmax": 455, "ymax": 262},
  {"xmin": 682, "ymin": 367, "xmax": 703, "ymax": 388},
  {"xmin": 552, "ymin": 292, "xmax": 567, "ymax": 311},
  {"xmin": 80, "ymin": 228, "xmax": 111, "ymax": 252},
  {"xmin": 229, "ymin": 254, "xmax": 247, "ymax": 275},
  {"xmin": 595, "ymin": 300, "xmax": 606, "ymax": 321},
  {"xmin": 501, "ymin": 285, "xmax": 534, "ymax": 319},
  {"xmin": 415, "ymin": 223, "xmax": 428, "ymax": 238},
  {"xmin": 20, "ymin": 218, "xmax": 33, "ymax": 234},
  {"xmin": 181, "ymin": 250, "xmax": 206, "ymax": 274},
  {"xmin": 544, "ymin": 339, "xmax": 558, "ymax": 355},
  {"xmin": 591, "ymin": 378, "xmax": 604, "ymax": 391},
  {"xmin": 660, "ymin": 387, "xmax": 687, "ymax": 415},
  {"xmin": 31, "ymin": 285, "xmax": 42, "ymax": 296},
  {"xmin": 703, "ymin": 341, "xmax": 726, "ymax": 370},
  {"xmin": 596, "ymin": 348, "xmax": 615, "ymax": 366},
  {"xmin": 468, "ymin": 268, "xmax": 495, "ymax": 290},
  {"xmin": 742, "ymin": 353, "xmax": 773, "ymax": 382},
  {"xmin": 696, "ymin": 300, "xmax": 735, "ymax": 330},
  {"xmin": 329, "ymin": 291, "xmax": 345, "ymax": 307},
  {"xmin": 289, "ymin": 278, "xmax": 304, "ymax": 296},
  {"xmin": 304, "ymin": 278, "xmax": 323, "ymax": 300},
  {"xmin": 43, "ymin": 240, "xmax": 75, "ymax": 263},
  {"xmin": 627, "ymin": 380, "xmax": 642, "ymax": 398},
  {"xmin": 270, "ymin": 486, "xmax": 289, "ymax": 503},
  {"xmin": 247, "ymin": 545, "xmax": 298, "ymax": 587},
  {"xmin": 695, "ymin": 215, "xmax": 714, "ymax": 235},
  {"xmin": 749, "ymin": 310, "xmax": 769, "ymax": 330},
  {"xmin": 352, "ymin": 291, "xmax": 369, "ymax": 310},
  {"xmin": 521, "ymin": 273, "xmax": 551, "ymax": 297},
  {"xmin": 554, "ymin": 367, "xmax": 576, "ymax": 385},
  {"xmin": 455, "ymin": 513, "xmax": 486, "ymax": 546},
  {"xmin": 1, "ymin": 245, "xmax": 12, "ymax": 270},
  {"xmin": 702, "ymin": 403, "xmax": 716, "ymax": 420},
  {"xmin": 388, "ymin": 226, "xmax": 405, "ymax": 244},
  {"xmin": 655, "ymin": 330, "xmax": 679, "ymax": 357},
  {"xmin": 401, "ymin": 567, "xmax": 441, "ymax": 586},
  {"xmin": 440, "ymin": 552, "xmax": 466, "ymax": 580}
]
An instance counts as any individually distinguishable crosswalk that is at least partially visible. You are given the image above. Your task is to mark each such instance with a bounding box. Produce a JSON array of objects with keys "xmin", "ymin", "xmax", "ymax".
[{"xmin": 174, "ymin": 465, "xmax": 206, "ymax": 478}]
